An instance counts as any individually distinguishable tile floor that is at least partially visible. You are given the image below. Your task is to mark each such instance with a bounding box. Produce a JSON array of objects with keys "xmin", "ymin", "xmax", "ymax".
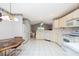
[{"xmin": 19, "ymin": 39, "xmax": 65, "ymax": 56}]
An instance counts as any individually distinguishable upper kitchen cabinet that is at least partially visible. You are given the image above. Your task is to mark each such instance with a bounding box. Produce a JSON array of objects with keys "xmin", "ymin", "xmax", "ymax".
[
  {"xmin": 71, "ymin": 9, "xmax": 79, "ymax": 18},
  {"xmin": 64, "ymin": 9, "xmax": 79, "ymax": 27},
  {"xmin": 53, "ymin": 19, "xmax": 59, "ymax": 28},
  {"xmin": 58, "ymin": 17, "xmax": 66, "ymax": 28},
  {"xmin": 53, "ymin": 9, "xmax": 79, "ymax": 28},
  {"xmin": 53, "ymin": 17, "xmax": 67, "ymax": 28}
]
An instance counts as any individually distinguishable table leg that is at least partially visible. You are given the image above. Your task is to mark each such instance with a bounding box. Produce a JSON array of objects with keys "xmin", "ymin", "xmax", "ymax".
[{"xmin": 4, "ymin": 50, "xmax": 7, "ymax": 56}]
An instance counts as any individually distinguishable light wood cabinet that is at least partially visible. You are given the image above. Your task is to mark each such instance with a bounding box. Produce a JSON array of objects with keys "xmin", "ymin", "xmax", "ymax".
[
  {"xmin": 53, "ymin": 20, "xmax": 59, "ymax": 28},
  {"xmin": 53, "ymin": 9, "xmax": 79, "ymax": 28},
  {"xmin": 53, "ymin": 18, "xmax": 66, "ymax": 28},
  {"xmin": 53, "ymin": 9, "xmax": 79, "ymax": 45},
  {"xmin": 70, "ymin": 9, "xmax": 79, "ymax": 19},
  {"xmin": 52, "ymin": 29, "xmax": 63, "ymax": 45},
  {"xmin": 59, "ymin": 18, "xmax": 65, "ymax": 28},
  {"xmin": 52, "ymin": 29, "xmax": 58, "ymax": 43}
]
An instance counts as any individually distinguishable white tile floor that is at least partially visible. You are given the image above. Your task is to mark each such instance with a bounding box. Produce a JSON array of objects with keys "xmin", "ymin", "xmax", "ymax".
[{"xmin": 19, "ymin": 39, "xmax": 65, "ymax": 56}]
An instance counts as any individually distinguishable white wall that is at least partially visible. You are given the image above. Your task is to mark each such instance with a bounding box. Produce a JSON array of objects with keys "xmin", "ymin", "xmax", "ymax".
[
  {"xmin": 13, "ymin": 15, "xmax": 23, "ymax": 37},
  {"xmin": 0, "ymin": 10, "xmax": 24, "ymax": 40},
  {"xmin": 0, "ymin": 16, "xmax": 23, "ymax": 40},
  {"xmin": 0, "ymin": 21, "xmax": 14, "ymax": 39}
]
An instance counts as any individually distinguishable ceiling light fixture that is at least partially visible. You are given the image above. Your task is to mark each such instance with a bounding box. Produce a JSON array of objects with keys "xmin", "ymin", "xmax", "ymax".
[
  {"xmin": 9, "ymin": 3, "xmax": 19, "ymax": 21},
  {"xmin": 0, "ymin": 3, "xmax": 19, "ymax": 22},
  {"xmin": 0, "ymin": 13, "xmax": 11, "ymax": 21},
  {"xmin": 14, "ymin": 18, "xmax": 19, "ymax": 21}
]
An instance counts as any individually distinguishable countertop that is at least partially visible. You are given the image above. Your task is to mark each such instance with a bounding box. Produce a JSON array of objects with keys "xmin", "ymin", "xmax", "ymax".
[{"xmin": 63, "ymin": 42, "xmax": 79, "ymax": 53}]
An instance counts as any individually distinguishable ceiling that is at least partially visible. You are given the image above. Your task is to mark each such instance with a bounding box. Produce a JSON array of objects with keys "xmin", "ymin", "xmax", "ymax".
[{"xmin": 0, "ymin": 3, "xmax": 79, "ymax": 24}]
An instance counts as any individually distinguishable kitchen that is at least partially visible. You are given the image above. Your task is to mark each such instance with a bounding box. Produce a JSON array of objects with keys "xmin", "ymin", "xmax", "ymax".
[{"xmin": 0, "ymin": 3, "xmax": 79, "ymax": 56}]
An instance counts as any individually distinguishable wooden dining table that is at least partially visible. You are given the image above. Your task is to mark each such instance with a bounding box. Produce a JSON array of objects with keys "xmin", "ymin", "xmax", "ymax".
[{"xmin": 0, "ymin": 37, "xmax": 24, "ymax": 56}]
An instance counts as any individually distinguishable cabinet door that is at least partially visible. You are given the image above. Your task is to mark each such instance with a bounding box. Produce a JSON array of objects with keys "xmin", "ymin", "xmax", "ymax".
[
  {"xmin": 62, "ymin": 9, "xmax": 79, "ymax": 27},
  {"xmin": 52, "ymin": 29, "xmax": 63, "ymax": 45},
  {"xmin": 58, "ymin": 10, "xmax": 79, "ymax": 28},
  {"xmin": 53, "ymin": 20, "xmax": 59, "ymax": 28},
  {"xmin": 59, "ymin": 16, "xmax": 72, "ymax": 28},
  {"xmin": 52, "ymin": 29, "xmax": 58, "ymax": 43},
  {"xmin": 53, "ymin": 19, "xmax": 66, "ymax": 28},
  {"xmin": 71, "ymin": 9, "xmax": 79, "ymax": 18},
  {"xmin": 59, "ymin": 19, "xmax": 64, "ymax": 28}
]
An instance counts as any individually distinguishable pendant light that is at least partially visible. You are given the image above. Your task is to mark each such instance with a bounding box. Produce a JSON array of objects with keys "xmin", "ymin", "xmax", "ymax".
[
  {"xmin": 0, "ymin": 3, "xmax": 19, "ymax": 22},
  {"xmin": 9, "ymin": 3, "xmax": 13, "ymax": 21},
  {"xmin": 9, "ymin": 3, "xmax": 19, "ymax": 21}
]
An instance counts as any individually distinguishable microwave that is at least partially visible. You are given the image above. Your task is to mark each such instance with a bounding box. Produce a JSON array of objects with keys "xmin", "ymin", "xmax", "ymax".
[{"xmin": 66, "ymin": 18, "xmax": 79, "ymax": 27}]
